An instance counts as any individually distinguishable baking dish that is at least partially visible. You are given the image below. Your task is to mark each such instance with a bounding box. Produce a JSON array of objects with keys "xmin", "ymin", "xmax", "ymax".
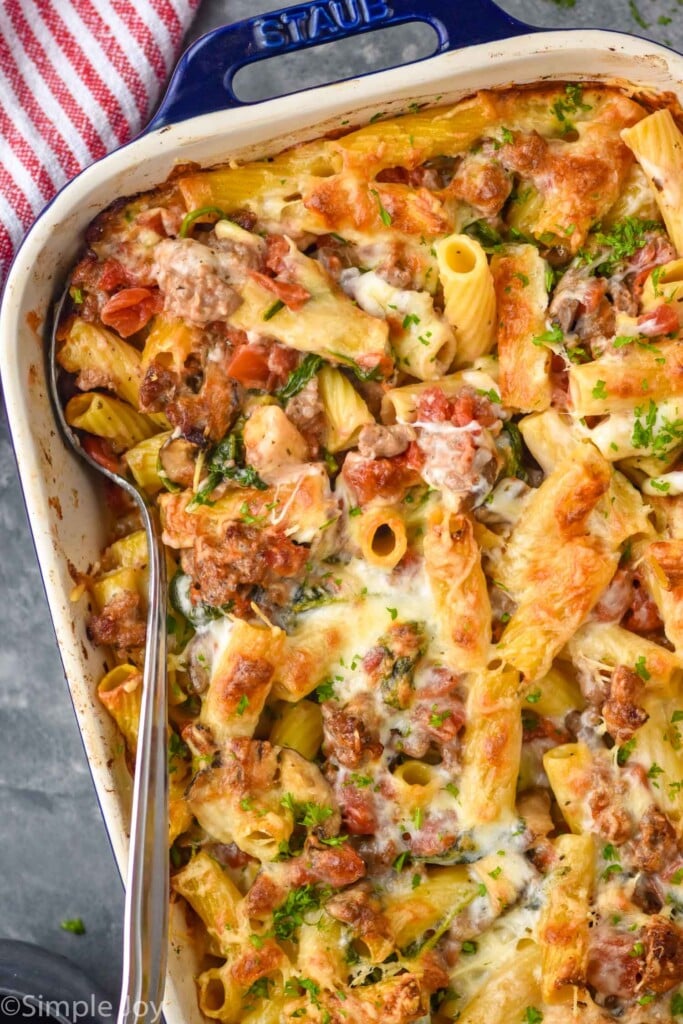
[{"xmin": 2, "ymin": 1, "xmax": 683, "ymax": 1019}]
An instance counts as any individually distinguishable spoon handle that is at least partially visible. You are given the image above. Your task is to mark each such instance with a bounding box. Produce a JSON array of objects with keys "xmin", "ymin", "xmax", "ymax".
[{"xmin": 117, "ymin": 504, "xmax": 168, "ymax": 1024}]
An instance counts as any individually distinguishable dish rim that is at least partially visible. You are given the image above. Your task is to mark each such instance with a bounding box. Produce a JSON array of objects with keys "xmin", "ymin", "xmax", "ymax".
[{"xmin": 2, "ymin": 24, "xmax": 683, "ymax": 1023}]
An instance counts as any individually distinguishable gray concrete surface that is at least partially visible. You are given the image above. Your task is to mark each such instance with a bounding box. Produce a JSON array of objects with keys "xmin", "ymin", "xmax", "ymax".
[{"xmin": 0, "ymin": 0, "xmax": 681, "ymax": 1005}]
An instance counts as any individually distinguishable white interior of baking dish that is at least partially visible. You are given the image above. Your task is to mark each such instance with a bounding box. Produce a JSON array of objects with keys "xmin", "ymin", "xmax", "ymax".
[{"xmin": 2, "ymin": 28, "xmax": 683, "ymax": 1024}]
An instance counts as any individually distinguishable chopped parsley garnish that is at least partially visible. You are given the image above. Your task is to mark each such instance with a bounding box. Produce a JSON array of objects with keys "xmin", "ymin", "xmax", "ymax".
[
  {"xmin": 402, "ymin": 313, "xmax": 420, "ymax": 329},
  {"xmin": 370, "ymin": 188, "xmax": 392, "ymax": 226},
  {"xmin": 271, "ymin": 885, "xmax": 326, "ymax": 940},
  {"xmin": 648, "ymin": 762, "xmax": 664, "ymax": 780},
  {"xmin": 240, "ymin": 501, "xmax": 265, "ymax": 525},
  {"xmin": 464, "ymin": 219, "xmax": 504, "ymax": 251},
  {"xmin": 236, "ymin": 694, "xmax": 250, "ymax": 716},
  {"xmin": 387, "ymin": 607, "xmax": 398, "ymax": 620},
  {"xmin": 314, "ymin": 679, "xmax": 336, "ymax": 702},
  {"xmin": 281, "ymin": 793, "xmax": 334, "ymax": 829},
  {"xmin": 319, "ymin": 834, "xmax": 349, "ymax": 847},
  {"xmin": 649, "ymin": 478, "xmax": 671, "ymax": 493},
  {"xmin": 532, "ymin": 324, "xmax": 563, "ymax": 347},
  {"xmin": 585, "ymin": 217, "xmax": 661, "ymax": 275},
  {"xmin": 393, "ymin": 851, "xmax": 411, "ymax": 872},
  {"xmin": 524, "ymin": 1009, "xmax": 543, "ymax": 1024},
  {"xmin": 245, "ymin": 978, "xmax": 271, "ymax": 1000},
  {"xmin": 60, "ymin": 918, "xmax": 86, "ymax": 935},
  {"xmin": 168, "ymin": 731, "xmax": 189, "ymax": 772},
  {"xmin": 263, "ymin": 298, "xmax": 285, "ymax": 321},
  {"xmin": 674, "ymin": 992, "xmax": 683, "ymax": 1015},
  {"xmin": 461, "ymin": 940, "xmax": 478, "ymax": 955},
  {"xmin": 347, "ymin": 772, "xmax": 372, "ymax": 788},
  {"xmin": 489, "ymin": 866, "xmax": 502, "ymax": 879},
  {"xmin": 635, "ymin": 656, "xmax": 650, "ymax": 681},
  {"xmin": 429, "ymin": 706, "xmax": 452, "ymax": 728},
  {"xmin": 617, "ymin": 737, "xmax": 637, "ymax": 765},
  {"xmin": 445, "ymin": 783, "xmax": 459, "ymax": 799},
  {"xmin": 592, "ymin": 380, "xmax": 608, "ymax": 400},
  {"xmin": 525, "ymin": 689, "xmax": 542, "ymax": 704},
  {"xmin": 631, "ymin": 400, "xmax": 683, "ymax": 458}
]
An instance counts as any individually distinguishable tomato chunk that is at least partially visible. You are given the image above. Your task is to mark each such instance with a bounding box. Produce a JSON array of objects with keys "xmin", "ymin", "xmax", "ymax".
[
  {"xmin": 82, "ymin": 434, "xmax": 120, "ymax": 474},
  {"xmin": 226, "ymin": 345, "xmax": 271, "ymax": 388},
  {"xmin": 100, "ymin": 287, "xmax": 161, "ymax": 338}
]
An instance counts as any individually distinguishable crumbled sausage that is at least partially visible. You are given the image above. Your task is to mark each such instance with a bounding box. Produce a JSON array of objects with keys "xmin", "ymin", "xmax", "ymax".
[
  {"xmin": 189, "ymin": 522, "xmax": 308, "ymax": 608},
  {"xmin": 601, "ymin": 665, "xmax": 649, "ymax": 743},
  {"xmin": 327, "ymin": 886, "xmax": 391, "ymax": 951},
  {"xmin": 630, "ymin": 806, "xmax": 679, "ymax": 874},
  {"xmin": 642, "ymin": 916, "xmax": 683, "ymax": 994},
  {"xmin": 357, "ymin": 423, "xmax": 415, "ymax": 459},
  {"xmin": 152, "ymin": 237, "xmax": 243, "ymax": 324},
  {"xmin": 631, "ymin": 873, "xmax": 664, "ymax": 916},
  {"xmin": 323, "ymin": 703, "xmax": 383, "ymax": 769},
  {"xmin": 293, "ymin": 838, "xmax": 366, "ymax": 888},
  {"xmin": 89, "ymin": 591, "xmax": 146, "ymax": 651}
]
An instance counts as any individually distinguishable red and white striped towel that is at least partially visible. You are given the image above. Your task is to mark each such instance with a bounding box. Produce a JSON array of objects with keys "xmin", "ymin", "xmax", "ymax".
[{"xmin": 0, "ymin": 0, "xmax": 202, "ymax": 289}]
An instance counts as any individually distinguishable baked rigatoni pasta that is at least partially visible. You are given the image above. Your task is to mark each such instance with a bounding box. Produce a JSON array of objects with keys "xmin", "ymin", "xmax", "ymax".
[
  {"xmin": 491, "ymin": 243, "xmax": 552, "ymax": 412},
  {"xmin": 57, "ymin": 81, "xmax": 683, "ymax": 1024}
]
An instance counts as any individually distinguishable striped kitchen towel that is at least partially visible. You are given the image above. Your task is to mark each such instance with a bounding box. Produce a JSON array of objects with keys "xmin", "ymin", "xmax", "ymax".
[{"xmin": 0, "ymin": 0, "xmax": 202, "ymax": 289}]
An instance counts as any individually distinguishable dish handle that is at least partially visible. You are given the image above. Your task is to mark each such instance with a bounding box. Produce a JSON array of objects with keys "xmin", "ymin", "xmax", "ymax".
[{"xmin": 147, "ymin": 0, "xmax": 534, "ymax": 130}]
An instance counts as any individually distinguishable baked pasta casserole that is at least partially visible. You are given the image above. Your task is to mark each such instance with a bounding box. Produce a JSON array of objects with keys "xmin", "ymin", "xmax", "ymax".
[{"xmin": 57, "ymin": 82, "xmax": 683, "ymax": 1023}]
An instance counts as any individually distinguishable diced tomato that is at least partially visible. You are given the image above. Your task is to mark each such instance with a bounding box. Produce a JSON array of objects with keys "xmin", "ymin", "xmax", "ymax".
[
  {"xmin": 249, "ymin": 270, "xmax": 311, "ymax": 311},
  {"xmin": 415, "ymin": 384, "xmax": 497, "ymax": 426},
  {"xmin": 343, "ymin": 451, "xmax": 420, "ymax": 506},
  {"xmin": 98, "ymin": 258, "xmax": 131, "ymax": 292},
  {"xmin": 403, "ymin": 440, "xmax": 425, "ymax": 472},
  {"xmin": 225, "ymin": 344, "xmax": 271, "ymax": 388},
  {"xmin": 637, "ymin": 303, "xmax": 680, "ymax": 338},
  {"xmin": 416, "ymin": 386, "xmax": 454, "ymax": 423},
  {"xmin": 102, "ymin": 478, "xmax": 133, "ymax": 517},
  {"xmin": 100, "ymin": 287, "xmax": 162, "ymax": 338},
  {"xmin": 82, "ymin": 434, "xmax": 120, "ymax": 474},
  {"xmin": 265, "ymin": 234, "xmax": 290, "ymax": 274}
]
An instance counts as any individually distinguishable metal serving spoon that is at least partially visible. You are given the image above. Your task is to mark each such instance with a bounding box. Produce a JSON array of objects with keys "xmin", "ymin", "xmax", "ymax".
[{"xmin": 49, "ymin": 289, "xmax": 169, "ymax": 1024}]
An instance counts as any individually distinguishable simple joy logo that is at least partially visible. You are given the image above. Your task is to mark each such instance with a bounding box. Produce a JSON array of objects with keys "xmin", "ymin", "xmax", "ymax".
[{"xmin": 0, "ymin": 994, "xmax": 162, "ymax": 1022}]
